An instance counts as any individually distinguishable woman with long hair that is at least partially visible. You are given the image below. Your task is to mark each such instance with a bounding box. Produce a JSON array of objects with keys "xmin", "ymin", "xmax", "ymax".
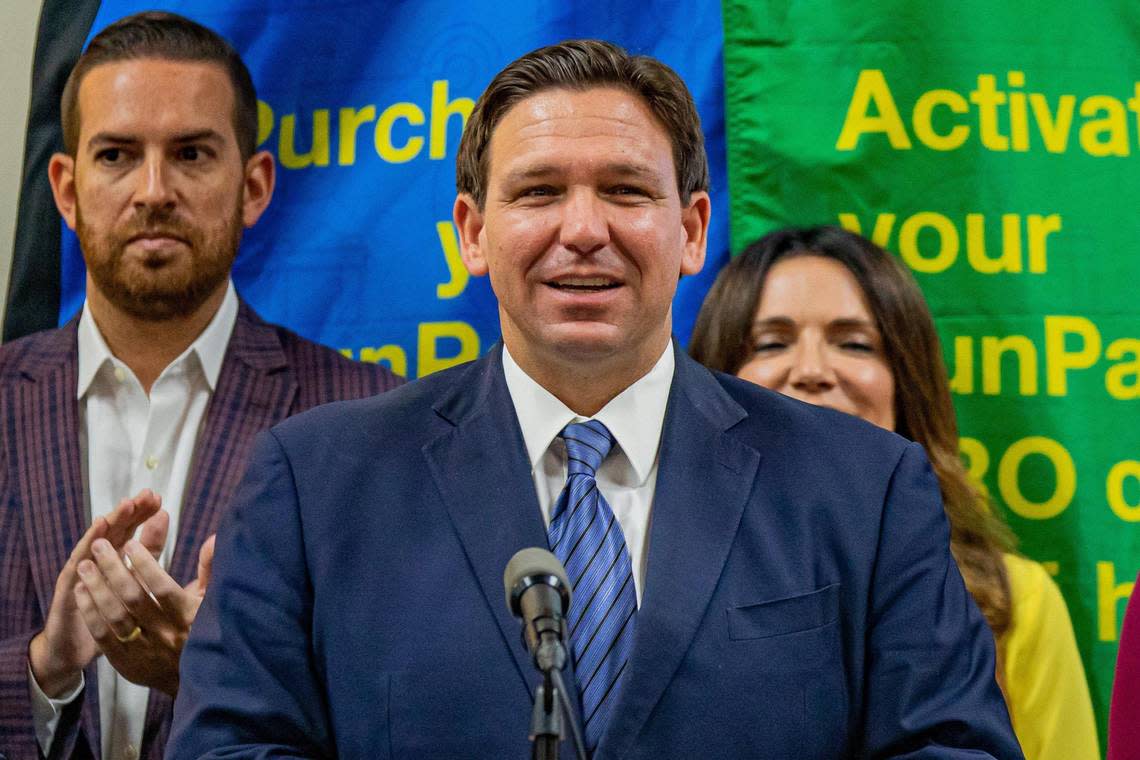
[{"xmin": 690, "ymin": 225, "xmax": 1097, "ymax": 760}]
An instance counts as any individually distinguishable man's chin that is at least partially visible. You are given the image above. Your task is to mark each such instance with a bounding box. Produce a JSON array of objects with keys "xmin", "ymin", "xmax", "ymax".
[
  {"xmin": 111, "ymin": 293, "xmax": 205, "ymax": 321},
  {"xmin": 102, "ymin": 278, "xmax": 224, "ymax": 322},
  {"xmin": 540, "ymin": 325, "xmax": 627, "ymax": 359}
]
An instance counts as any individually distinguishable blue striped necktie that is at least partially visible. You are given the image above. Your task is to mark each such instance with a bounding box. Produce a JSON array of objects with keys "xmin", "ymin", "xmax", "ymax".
[{"xmin": 547, "ymin": 420, "xmax": 637, "ymax": 752}]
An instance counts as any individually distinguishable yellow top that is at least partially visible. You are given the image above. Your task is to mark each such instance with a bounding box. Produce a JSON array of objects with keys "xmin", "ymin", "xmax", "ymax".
[{"xmin": 1002, "ymin": 553, "xmax": 1100, "ymax": 760}]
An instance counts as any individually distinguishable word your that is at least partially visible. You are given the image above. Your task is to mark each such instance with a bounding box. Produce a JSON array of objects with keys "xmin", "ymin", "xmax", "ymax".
[
  {"xmin": 837, "ymin": 69, "xmax": 1140, "ymax": 157},
  {"xmin": 257, "ymin": 81, "xmax": 474, "ymax": 169},
  {"xmin": 839, "ymin": 210, "xmax": 1060, "ymax": 275}
]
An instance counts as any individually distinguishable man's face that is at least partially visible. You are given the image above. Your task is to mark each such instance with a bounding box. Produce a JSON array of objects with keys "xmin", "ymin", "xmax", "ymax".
[
  {"xmin": 50, "ymin": 58, "xmax": 271, "ymax": 321},
  {"xmin": 456, "ymin": 87, "xmax": 709, "ymax": 372}
]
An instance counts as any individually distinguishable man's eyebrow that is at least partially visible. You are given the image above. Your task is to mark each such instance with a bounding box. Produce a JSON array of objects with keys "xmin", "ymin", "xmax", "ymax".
[
  {"xmin": 169, "ymin": 129, "xmax": 226, "ymax": 144},
  {"xmin": 501, "ymin": 162, "xmax": 666, "ymax": 185},
  {"xmin": 502, "ymin": 165, "xmax": 560, "ymax": 184},
  {"xmin": 87, "ymin": 132, "xmax": 140, "ymax": 147},
  {"xmin": 86, "ymin": 129, "xmax": 226, "ymax": 148},
  {"xmin": 599, "ymin": 162, "xmax": 665, "ymax": 182}
]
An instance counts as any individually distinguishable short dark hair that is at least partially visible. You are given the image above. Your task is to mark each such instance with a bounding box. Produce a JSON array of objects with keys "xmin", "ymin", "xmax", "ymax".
[
  {"xmin": 456, "ymin": 39, "xmax": 709, "ymax": 209},
  {"xmin": 61, "ymin": 11, "xmax": 258, "ymax": 159}
]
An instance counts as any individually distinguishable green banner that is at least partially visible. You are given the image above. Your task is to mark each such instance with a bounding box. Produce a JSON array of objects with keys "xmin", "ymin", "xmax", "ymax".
[{"xmin": 723, "ymin": 1, "xmax": 1140, "ymax": 751}]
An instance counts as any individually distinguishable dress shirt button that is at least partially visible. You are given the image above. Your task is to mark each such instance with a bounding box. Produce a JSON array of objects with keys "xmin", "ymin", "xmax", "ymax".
[
  {"xmin": 123, "ymin": 744, "xmax": 139, "ymax": 760},
  {"xmin": 114, "ymin": 367, "xmax": 127, "ymax": 383},
  {"xmin": 145, "ymin": 455, "xmax": 159, "ymax": 470}
]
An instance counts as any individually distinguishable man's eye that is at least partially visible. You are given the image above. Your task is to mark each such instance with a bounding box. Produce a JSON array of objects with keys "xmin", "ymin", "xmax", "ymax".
[
  {"xmin": 609, "ymin": 185, "xmax": 648, "ymax": 197},
  {"xmin": 96, "ymin": 148, "xmax": 122, "ymax": 163},
  {"xmin": 521, "ymin": 186, "xmax": 555, "ymax": 197},
  {"xmin": 178, "ymin": 146, "xmax": 201, "ymax": 161}
]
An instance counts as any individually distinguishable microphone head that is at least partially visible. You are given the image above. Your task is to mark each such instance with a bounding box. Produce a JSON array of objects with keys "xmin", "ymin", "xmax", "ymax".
[{"xmin": 504, "ymin": 547, "xmax": 572, "ymax": 616}]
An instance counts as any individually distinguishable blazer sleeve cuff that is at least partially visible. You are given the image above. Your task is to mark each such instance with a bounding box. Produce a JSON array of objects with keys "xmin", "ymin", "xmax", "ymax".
[{"xmin": 0, "ymin": 629, "xmax": 49, "ymax": 759}]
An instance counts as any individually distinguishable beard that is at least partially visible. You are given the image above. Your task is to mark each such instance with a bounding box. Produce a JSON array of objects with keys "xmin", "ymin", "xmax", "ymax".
[{"xmin": 77, "ymin": 196, "xmax": 243, "ymax": 322}]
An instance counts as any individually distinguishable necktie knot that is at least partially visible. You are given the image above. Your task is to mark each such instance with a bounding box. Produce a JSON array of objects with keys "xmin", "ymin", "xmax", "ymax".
[{"xmin": 560, "ymin": 420, "xmax": 614, "ymax": 478}]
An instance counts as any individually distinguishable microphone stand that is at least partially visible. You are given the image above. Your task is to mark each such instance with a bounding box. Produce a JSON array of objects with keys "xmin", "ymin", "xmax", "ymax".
[
  {"xmin": 529, "ymin": 668, "xmax": 561, "ymax": 760},
  {"xmin": 528, "ymin": 633, "xmax": 587, "ymax": 760},
  {"xmin": 503, "ymin": 551, "xmax": 587, "ymax": 760},
  {"xmin": 529, "ymin": 664, "xmax": 586, "ymax": 760}
]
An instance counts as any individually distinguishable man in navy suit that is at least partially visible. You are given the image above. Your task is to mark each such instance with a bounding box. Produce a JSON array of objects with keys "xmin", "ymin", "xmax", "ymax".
[{"xmin": 169, "ymin": 41, "xmax": 1023, "ymax": 758}]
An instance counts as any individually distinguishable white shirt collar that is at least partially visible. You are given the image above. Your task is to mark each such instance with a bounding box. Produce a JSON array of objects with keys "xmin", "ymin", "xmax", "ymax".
[
  {"xmin": 77, "ymin": 280, "xmax": 239, "ymax": 398},
  {"xmin": 502, "ymin": 341, "xmax": 675, "ymax": 486}
]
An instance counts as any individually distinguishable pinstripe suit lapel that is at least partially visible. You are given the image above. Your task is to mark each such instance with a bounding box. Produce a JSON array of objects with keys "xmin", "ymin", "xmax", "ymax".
[
  {"xmin": 143, "ymin": 303, "xmax": 297, "ymax": 753},
  {"xmin": 10, "ymin": 322, "xmax": 103, "ymax": 756},
  {"xmin": 12, "ymin": 326, "xmax": 84, "ymax": 625}
]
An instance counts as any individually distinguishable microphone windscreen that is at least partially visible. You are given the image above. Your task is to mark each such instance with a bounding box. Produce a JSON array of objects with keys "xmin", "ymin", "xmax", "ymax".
[{"xmin": 503, "ymin": 547, "xmax": 572, "ymax": 612}]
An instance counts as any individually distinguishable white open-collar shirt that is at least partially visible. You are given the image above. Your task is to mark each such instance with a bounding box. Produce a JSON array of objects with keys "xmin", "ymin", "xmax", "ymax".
[
  {"xmin": 31, "ymin": 282, "xmax": 237, "ymax": 760},
  {"xmin": 501, "ymin": 341, "xmax": 675, "ymax": 605}
]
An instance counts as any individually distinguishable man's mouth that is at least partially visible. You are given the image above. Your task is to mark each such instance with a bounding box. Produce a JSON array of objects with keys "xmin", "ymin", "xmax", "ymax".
[
  {"xmin": 546, "ymin": 277, "xmax": 621, "ymax": 292},
  {"xmin": 124, "ymin": 231, "xmax": 190, "ymax": 256}
]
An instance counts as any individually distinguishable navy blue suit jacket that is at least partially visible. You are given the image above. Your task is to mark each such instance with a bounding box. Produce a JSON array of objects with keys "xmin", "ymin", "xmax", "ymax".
[{"xmin": 168, "ymin": 344, "xmax": 1022, "ymax": 759}]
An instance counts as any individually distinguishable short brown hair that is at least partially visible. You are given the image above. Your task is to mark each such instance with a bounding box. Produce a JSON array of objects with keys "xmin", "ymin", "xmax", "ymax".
[
  {"xmin": 456, "ymin": 39, "xmax": 709, "ymax": 209},
  {"xmin": 61, "ymin": 11, "xmax": 258, "ymax": 158},
  {"xmin": 690, "ymin": 226, "xmax": 1016, "ymax": 647}
]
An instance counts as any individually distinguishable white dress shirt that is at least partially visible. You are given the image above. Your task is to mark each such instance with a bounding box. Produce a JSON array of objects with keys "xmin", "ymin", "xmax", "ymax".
[
  {"xmin": 30, "ymin": 282, "xmax": 237, "ymax": 760},
  {"xmin": 501, "ymin": 342, "xmax": 674, "ymax": 603}
]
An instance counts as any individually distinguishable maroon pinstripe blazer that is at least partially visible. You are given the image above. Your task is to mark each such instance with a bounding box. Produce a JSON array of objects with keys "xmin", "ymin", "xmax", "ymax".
[{"xmin": 0, "ymin": 301, "xmax": 402, "ymax": 760}]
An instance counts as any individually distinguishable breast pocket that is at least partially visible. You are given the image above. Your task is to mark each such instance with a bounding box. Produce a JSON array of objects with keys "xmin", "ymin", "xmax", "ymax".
[{"xmin": 727, "ymin": 583, "xmax": 840, "ymax": 641}]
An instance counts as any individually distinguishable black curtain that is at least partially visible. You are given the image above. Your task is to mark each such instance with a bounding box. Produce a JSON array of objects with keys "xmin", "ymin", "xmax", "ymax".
[{"xmin": 4, "ymin": 0, "xmax": 101, "ymax": 342}]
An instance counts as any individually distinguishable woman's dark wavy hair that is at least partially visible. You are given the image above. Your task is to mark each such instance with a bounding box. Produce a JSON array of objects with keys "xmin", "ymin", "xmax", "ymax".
[{"xmin": 690, "ymin": 226, "xmax": 1016, "ymax": 647}]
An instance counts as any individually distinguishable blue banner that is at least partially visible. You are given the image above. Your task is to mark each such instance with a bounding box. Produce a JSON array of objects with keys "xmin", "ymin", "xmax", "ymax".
[{"xmin": 63, "ymin": 0, "xmax": 729, "ymax": 378}]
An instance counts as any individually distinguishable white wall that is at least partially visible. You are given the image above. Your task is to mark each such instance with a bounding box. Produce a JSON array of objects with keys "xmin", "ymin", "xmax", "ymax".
[{"xmin": 0, "ymin": 1, "xmax": 44, "ymax": 336}]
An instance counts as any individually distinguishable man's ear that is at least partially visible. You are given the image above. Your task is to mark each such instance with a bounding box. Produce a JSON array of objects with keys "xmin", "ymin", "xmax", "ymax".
[
  {"xmin": 48, "ymin": 153, "xmax": 78, "ymax": 231},
  {"xmin": 453, "ymin": 193, "xmax": 488, "ymax": 277},
  {"xmin": 679, "ymin": 191, "xmax": 711, "ymax": 277},
  {"xmin": 241, "ymin": 150, "xmax": 276, "ymax": 227}
]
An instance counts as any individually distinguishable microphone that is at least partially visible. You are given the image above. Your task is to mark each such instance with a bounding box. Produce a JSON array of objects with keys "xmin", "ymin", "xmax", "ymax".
[
  {"xmin": 504, "ymin": 548, "xmax": 572, "ymax": 673},
  {"xmin": 504, "ymin": 548, "xmax": 587, "ymax": 760}
]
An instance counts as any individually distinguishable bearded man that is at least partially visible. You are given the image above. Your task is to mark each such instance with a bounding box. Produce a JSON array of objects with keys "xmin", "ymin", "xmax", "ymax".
[{"xmin": 0, "ymin": 12, "xmax": 401, "ymax": 760}]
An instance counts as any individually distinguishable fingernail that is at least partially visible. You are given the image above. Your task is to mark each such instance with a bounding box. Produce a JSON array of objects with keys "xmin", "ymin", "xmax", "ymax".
[
  {"xmin": 126, "ymin": 539, "xmax": 142, "ymax": 554},
  {"xmin": 78, "ymin": 560, "xmax": 93, "ymax": 576},
  {"xmin": 92, "ymin": 540, "xmax": 108, "ymax": 556}
]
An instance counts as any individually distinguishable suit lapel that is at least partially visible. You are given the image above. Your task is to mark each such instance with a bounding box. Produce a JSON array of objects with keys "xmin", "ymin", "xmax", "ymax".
[
  {"xmin": 423, "ymin": 346, "xmax": 552, "ymax": 695},
  {"xmin": 13, "ymin": 326, "xmax": 85, "ymax": 624},
  {"xmin": 143, "ymin": 304, "xmax": 297, "ymax": 749},
  {"xmin": 167, "ymin": 303, "xmax": 296, "ymax": 586},
  {"xmin": 598, "ymin": 351, "xmax": 760, "ymax": 759},
  {"xmin": 10, "ymin": 323, "xmax": 103, "ymax": 756}
]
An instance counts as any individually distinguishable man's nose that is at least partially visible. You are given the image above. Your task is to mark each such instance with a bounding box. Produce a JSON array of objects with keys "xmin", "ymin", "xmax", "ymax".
[
  {"xmin": 133, "ymin": 153, "xmax": 176, "ymax": 210},
  {"xmin": 558, "ymin": 189, "xmax": 609, "ymax": 255},
  {"xmin": 788, "ymin": 339, "xmax": 836, "ymax": 392}
]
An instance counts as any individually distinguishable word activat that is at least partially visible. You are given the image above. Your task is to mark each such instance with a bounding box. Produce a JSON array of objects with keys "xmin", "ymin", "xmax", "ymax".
[{"xmin": 837, "ymin": 69, "xmax": 1140, "ymax": 157}]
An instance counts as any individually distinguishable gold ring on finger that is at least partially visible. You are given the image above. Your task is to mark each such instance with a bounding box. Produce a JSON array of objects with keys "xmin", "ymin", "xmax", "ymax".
[{"xmin": 115, "ymin": 625, "xmax": 142, "ymax": 644}]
